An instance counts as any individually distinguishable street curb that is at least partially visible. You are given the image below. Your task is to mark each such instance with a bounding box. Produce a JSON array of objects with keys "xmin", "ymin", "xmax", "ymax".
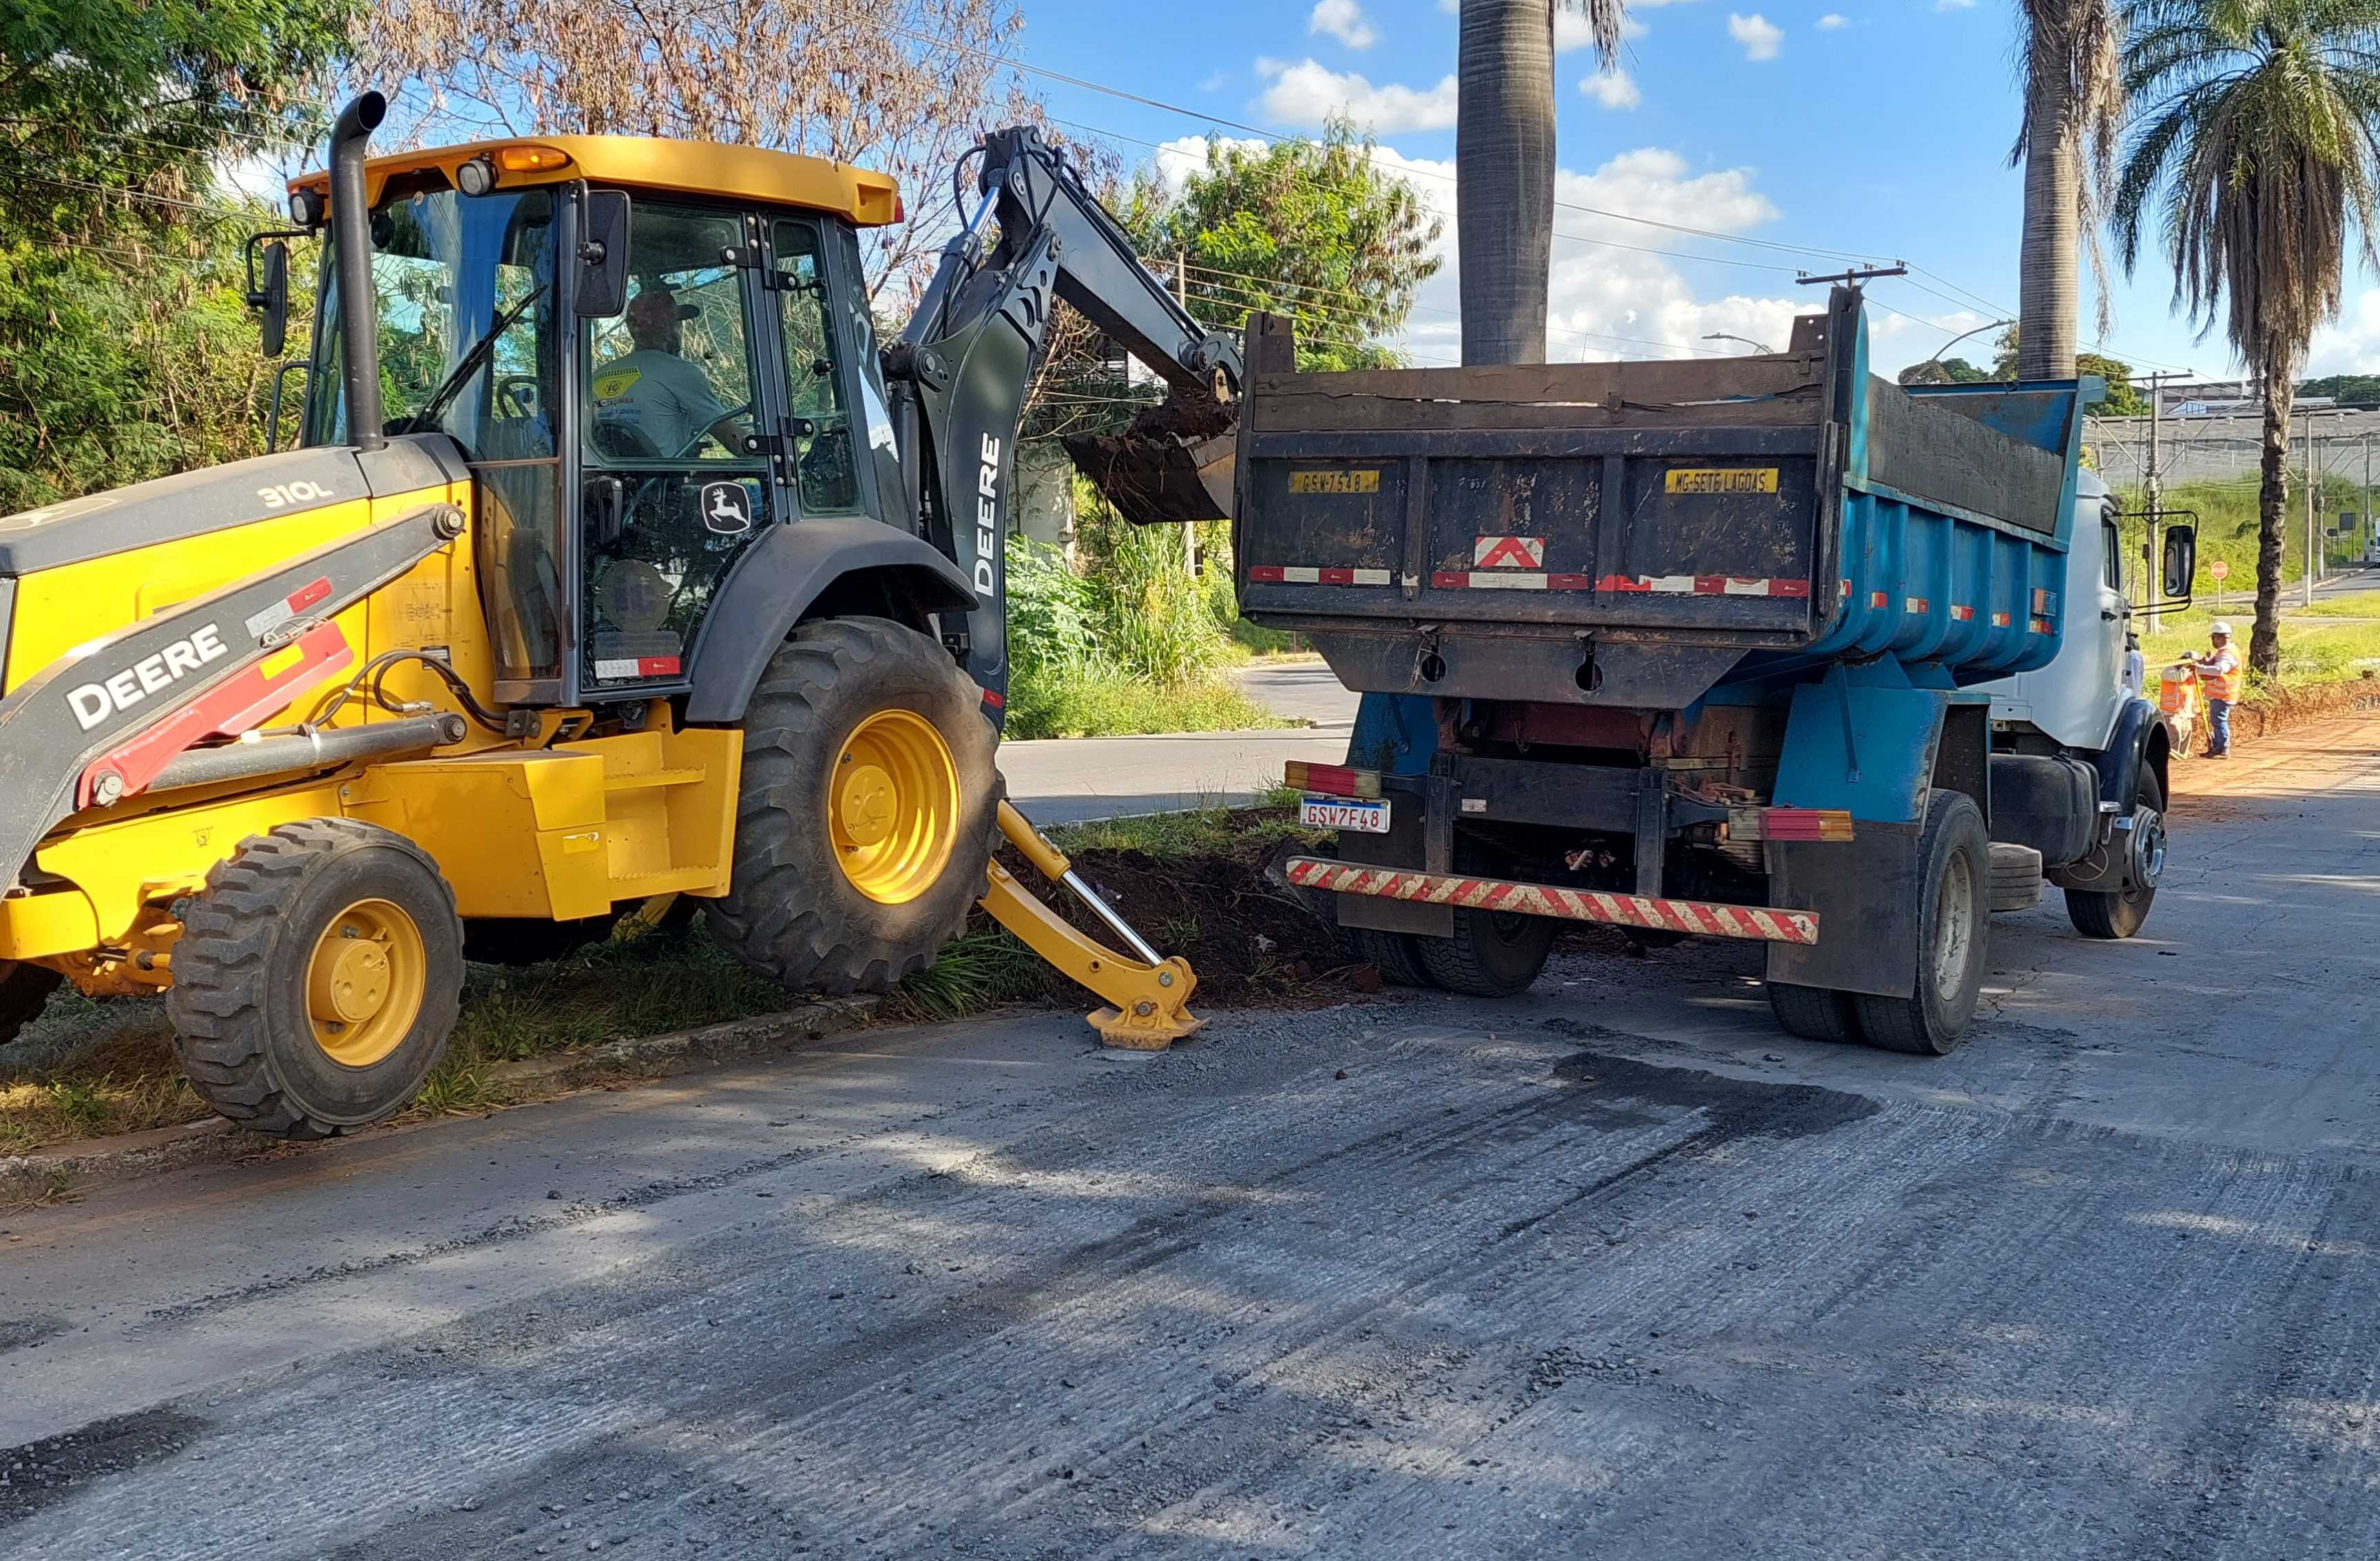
[{"xmin": 0, "ymin": 996, "xmax": 880, "ymax": 1206}]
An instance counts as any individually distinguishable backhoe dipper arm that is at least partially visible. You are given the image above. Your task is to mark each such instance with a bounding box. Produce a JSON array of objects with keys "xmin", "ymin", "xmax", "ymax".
[{"xmin": 882, "ymin": 125, "xmax": 1243, "ymax": 720}]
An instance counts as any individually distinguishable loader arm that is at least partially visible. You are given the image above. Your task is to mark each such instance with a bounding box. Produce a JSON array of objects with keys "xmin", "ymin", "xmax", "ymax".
[{"xmin": 881, "ymin": 125, "xmax": 1244, "ymax": 718}]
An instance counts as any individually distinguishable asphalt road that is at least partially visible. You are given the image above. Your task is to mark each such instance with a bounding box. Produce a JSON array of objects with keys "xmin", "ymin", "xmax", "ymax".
[
  {"xmin": 3, "ymin": 711, "xmax": 2379, "ymax": 1558},
  {"xmin": 996, "ymin": 662, "xmax": 1353, "ymax": 825}
]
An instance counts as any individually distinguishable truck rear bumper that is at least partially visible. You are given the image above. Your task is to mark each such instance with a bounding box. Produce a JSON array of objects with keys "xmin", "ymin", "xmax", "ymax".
[{"xmin": 1283, "ymin": 857, "xmax": 1819, "ymax": 945}]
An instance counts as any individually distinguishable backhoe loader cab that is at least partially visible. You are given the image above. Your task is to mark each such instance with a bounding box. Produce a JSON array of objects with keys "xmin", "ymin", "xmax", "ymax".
[
  {"xmin": 283, "ymin": 131, "xmax": 921, "ymax": 709},
  {"xmin": 0, "ymin": 94, "xmax": 1224, "ymax": 1136}
]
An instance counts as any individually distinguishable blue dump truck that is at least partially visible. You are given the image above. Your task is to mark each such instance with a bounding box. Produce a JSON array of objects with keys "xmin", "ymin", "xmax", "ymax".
[{"xmin": 1233, "ymin": 288, "xmax": 2194, "ymax": 1055}]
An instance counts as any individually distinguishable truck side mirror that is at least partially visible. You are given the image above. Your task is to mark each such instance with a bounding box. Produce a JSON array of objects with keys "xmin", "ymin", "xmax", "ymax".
[
  {"xmin": 2162, "ymin": 524, "xmax": 2197, "ymax": 601},
  {"xmin": 246, "ymin": 237, "xmax": 291, "ymax": 359},
  {"xmin": 576, "ymin": 190, "xmax": 632, "ymax": 318}
]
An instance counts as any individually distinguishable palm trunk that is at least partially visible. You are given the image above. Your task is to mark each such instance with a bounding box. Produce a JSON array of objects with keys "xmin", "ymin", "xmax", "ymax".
[
  {"xmin": 1457, "ymin": 0, "xmax": 1555, "ymax": 366},
  {"xmin": 2016, "ymin": 12, "xmax": 2078, "ymax": 381},
  {"xmin": 2252, "ymin": 366, "xmax": 2293, "ymax": 678}
]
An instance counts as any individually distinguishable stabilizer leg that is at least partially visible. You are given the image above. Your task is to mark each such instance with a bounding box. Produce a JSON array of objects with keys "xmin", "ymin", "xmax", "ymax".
[{"xmin": 978, "ymin": 802, "xmax": 1202, "ymax": 1049}]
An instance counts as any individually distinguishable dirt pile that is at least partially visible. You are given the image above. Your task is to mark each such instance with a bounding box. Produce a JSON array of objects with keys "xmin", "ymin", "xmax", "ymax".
[{"xmin": 990, "ymin": 817, "xmax": 1363, "ymax": 1003}]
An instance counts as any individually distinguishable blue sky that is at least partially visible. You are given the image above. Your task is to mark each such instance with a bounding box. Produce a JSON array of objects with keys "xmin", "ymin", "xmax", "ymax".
[{"xmin": 1012, "ymin": 0, "xmax": 2380, "ymax": 381}]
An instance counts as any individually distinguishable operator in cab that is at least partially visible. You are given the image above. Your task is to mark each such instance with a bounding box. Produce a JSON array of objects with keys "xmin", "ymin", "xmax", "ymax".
[{"xmin": 589, "ymin": 284, "xmax": 747, "ymax": 458}]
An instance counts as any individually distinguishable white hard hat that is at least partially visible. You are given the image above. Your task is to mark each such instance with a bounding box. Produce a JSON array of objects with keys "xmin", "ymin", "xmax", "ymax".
[{"xmin": 2210, "ymin": 620, "xmax": 2233, "ymax": 636}]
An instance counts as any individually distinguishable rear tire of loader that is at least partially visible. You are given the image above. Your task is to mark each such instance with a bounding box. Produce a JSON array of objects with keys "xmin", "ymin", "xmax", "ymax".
[
  {"xmin": 709, "ymin": 617, "xmax": 1000, "ymax": 996},
  {"xmin": 0, "ymin": 960, "xmax": 63, "ymax": 1049},
  {"xmin": 167, "ymin": 820, "xmax": 464, "ymax": 1138},
  {"xmin": 1415, "ymin": 908, "xmax": 1554, "ymax": 998}
]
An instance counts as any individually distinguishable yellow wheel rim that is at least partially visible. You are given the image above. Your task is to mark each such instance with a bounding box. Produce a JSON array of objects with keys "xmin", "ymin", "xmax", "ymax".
[
  {"xmin": 828, "ymin": 709, "xmax": 959, "ymax": 905},
  {"xmin": 306, "ymin": 898, "xmax": 428, "ymax": 1068}
]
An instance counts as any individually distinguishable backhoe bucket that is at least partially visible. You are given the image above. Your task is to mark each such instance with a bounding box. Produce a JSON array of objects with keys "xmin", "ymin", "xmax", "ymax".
[{"xmin": 1064, "ymin": 428, "xmax": 1235, "ymax": 525}]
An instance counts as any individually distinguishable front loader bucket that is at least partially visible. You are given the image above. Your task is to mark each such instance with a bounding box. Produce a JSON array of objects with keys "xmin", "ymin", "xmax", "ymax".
[{"xmin": 1064, "ymin": 428, "xmax": 1235, "ymax": 524}]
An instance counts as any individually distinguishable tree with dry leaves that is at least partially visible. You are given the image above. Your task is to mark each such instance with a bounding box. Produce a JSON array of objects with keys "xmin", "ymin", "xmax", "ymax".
[{"xmin": 348, "ymin": 0, "xmax": 1031, "ymax": 299}]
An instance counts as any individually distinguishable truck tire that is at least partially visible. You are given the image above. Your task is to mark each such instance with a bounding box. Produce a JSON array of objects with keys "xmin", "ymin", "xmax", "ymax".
[
  {"xmin": 1767, "ymin": 981, "xmax": 1861, "ymax": 1044},
  {"xmin": 2067, "ymin": 771, "xmax": 2163, "ymax": 939},
  {"xmin": 0, "ymin": 960, "xmax": 62, "ymax": 1049},
  {"xmin": 1852, "ymin": 789, "xmax": 1989, "ymax": 1056},
  {"xmin": 1348, "ymin": 927, "xmax": 1434, "ymax": 989},
  {"xmin": 1415, "ymin": 908, "xmax": 1554, "ymax": 998},
  {"xmin": 167, "ymin": 820, "xmax": 464, "ymax": 1138},
  {"xmin": 1989, "ymin": 843, "xmax": 2045, "ymax": 913},
  {"xmin": 709, "ymin": 616, "xmax": 999, "ymax": 996}
]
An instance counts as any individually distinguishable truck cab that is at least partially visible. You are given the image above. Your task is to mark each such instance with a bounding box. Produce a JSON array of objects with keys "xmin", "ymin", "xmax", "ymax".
[{"xmin": 1980, "ymin": 470, "xmax": 2135, "ymax": 752}]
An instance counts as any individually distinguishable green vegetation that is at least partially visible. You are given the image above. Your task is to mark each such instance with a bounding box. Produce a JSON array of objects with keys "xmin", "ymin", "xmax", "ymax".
[
  {"xmin": 1003, "ymin": 484, "xmax": 1285, "ymax": 740},
  {"xmin": 1123, "ymin": 121, "xmax": 1443, "ymax": 372},
  {"xmin": 0, "ymin": 1, "xmax": 353, "ymax": 510}
]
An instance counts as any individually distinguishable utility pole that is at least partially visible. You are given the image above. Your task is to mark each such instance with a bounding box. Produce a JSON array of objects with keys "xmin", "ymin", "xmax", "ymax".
[
  {"xmin": 1173, "ymin": 252, "xmax": 1196, "ymax": 578},
  {"xmin": 2366, "ymin": 432, "xmax": 2372, "ymax": 565},
  {"xmin": 2304, "ymin": 408, "xmax": 2319, "ymax": 609},
  {"xmin": 2136, "ymin": 370, "xmax": 2192, "ymax": 629}
]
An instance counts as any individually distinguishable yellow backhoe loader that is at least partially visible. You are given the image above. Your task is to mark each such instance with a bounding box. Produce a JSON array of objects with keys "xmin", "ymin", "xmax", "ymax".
[{"xmin": 0, "ymin": 91, "xmax": 1231, "ymax": 1135}]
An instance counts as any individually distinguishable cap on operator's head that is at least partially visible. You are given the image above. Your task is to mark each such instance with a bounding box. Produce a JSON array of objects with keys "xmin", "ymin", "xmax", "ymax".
[
  {"xmin": 627, "ymin": 284, "xmax": 699, "ymax": 327},
  {"xmin": 2210, "ymin": 620, "xmax": 2233, "ymax": 637}
]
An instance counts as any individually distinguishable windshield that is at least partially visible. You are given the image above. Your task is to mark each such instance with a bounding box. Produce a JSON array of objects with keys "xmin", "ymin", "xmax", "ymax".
[{"xmin": 305, "ymin": 185, "xmax": 558, "ymax": 460}]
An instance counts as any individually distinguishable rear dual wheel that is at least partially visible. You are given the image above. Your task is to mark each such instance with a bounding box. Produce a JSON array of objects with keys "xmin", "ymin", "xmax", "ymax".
[
  {"xmin": 168, "ymin": 820, "xmax": 463, "ymax": 1138},
  {"xmin": 1766, "ymin": 790, "xmax": 1990, "ymax": 1058}
]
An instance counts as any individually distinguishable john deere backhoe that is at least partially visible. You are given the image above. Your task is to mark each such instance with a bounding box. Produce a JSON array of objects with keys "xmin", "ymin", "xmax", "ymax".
[{"xmin": 0, "ymin": 91, "xmax": 1237, "ymax": 1135}]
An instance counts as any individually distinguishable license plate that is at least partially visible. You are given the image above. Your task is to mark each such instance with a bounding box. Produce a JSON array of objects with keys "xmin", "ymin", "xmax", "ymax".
[
  {"xmin": 1302, "ymin": 795, "xmax": 1391, "ymax": 833},
  {"xmin": 1664, "ymin": 467, "xmax": 1779, "ymax": 495}
]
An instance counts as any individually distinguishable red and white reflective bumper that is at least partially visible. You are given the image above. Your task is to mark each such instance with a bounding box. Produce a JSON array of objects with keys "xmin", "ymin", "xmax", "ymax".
[{"xmin": 1285, "ymin": 858, "xmax": 1819, "ymax": 945}]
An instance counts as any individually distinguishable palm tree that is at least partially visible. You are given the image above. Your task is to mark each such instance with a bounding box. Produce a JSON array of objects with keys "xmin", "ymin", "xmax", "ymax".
[
  {"xmin": 2013, "ymin": 0, "xmax": 2127, "ymax": 379},
  {"xmin": 2112, "ymin": 0, "xmax": 2380, "ymax": 676},
  {"xmin": 1456, "ymin": 0, "xmax": 1625, "ymax": 365}
]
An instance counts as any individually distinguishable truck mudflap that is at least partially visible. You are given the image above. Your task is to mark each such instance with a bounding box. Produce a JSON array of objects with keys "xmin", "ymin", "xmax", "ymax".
[{"xmin": 1282, "ymin": 858, "xmax": 1819, "ymax": 945}]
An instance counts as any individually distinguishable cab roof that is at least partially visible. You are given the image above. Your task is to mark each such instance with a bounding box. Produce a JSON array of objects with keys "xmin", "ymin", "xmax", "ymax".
[{"xmin": 289, "ymin": 134, "xmax": 904, "ymax": 228}]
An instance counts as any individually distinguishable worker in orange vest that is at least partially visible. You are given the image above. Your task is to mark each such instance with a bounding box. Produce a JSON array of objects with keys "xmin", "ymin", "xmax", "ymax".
[{"xmin": 2193, "ymin": 621, "xmax": 2244, "ymax": 758}]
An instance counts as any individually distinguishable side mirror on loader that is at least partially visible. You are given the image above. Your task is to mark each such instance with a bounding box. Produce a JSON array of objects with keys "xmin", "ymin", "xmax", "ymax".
[
  {"xmin": 2162, "ymin": 523, "xmax": 2197, "ymax": 602},
  {"xmin": 576, "ymin": 189, "xmax": 632, "ymax": 318},
  {"xmin": 244, "ymin": 235, "xmax": 292, "ymax": 359}
]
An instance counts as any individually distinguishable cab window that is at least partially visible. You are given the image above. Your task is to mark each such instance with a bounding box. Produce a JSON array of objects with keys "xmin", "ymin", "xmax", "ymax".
[
  {"xmin": 575, "ymin": 202, "xmax": 773, "ymax": 698},
  {"xmin": 2102, "ymin": 517, "xmax": 2125, "ymax": 594},
  {"xmin": 772, "ymin": 217, "xmax": 858, "ymax": 512}
]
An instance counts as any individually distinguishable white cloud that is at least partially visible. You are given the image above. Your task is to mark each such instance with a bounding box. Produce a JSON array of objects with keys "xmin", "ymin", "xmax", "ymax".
[
  {"xmin": 1937, "ymin": 0, "xmax": 1974, "ymax": 10},
  {"xmin": 1580, "ymin": 70, "xmax": 1642, "ymax": 110},
  {"xmin": 1309, "ymin": 0, "xmax": 1377, "ymax": 50},
  {"xmin": 1816, "ymin": 12, "xmax": 1848, "ymax": 28},
  {"xmin": 1200, "ymin": 69, "xmax": 1229, "ymax": 92},
  {"xmin": 1150, "ymin": 134, "xmax": 1273, "ymax": 196},
  {"xmin": 1255, "ymin": 57, "xmax": 1457, "ymax": 132},
  {"xmin": 1728, "ymin": 12, "xmax": 1783, "ymax": 59}
]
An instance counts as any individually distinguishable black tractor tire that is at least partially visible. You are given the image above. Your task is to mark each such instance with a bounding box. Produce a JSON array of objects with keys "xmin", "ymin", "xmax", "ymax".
[
  {"xmin": 0, "ymin": 960, "xmax": 63, "ymax": 1049},
  {"xmin": 1988, "ymin": 843, "xmax": 2045, "ymax": 913},
  {"xmin": 2067, "ymin": 771, "xmax": 2163, "ymax": 940},
  {"xmin": 167, "ymin": 819, "xmax": 464, "ymax": 1138},
  {"xmin": 1348, "ymin": 926, "xmax": 1434, "ymax": 988},
  {"xmin": 1416, "ymin": 908, "xmax": 1556, "ymax": 998},
  {"xmin": 462, "ymin": 914, "xmax": 618, "ymax": 967},
  {"xmin": 1852, "ymin": 789, "xmax": 1991, "ymax": 1056},
  {"xmin": 1767, "ymin": 981, "xmax": 1861, "ymax": 1044},
  {"xmin": 709, "ymin": 616, "xmax": 1000, "ymax": 996}
]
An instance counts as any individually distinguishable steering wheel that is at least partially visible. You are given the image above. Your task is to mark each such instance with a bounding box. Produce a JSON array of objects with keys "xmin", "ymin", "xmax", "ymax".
[
  {"xmin": 496, "ymin": 375, "xmax": 541, "ymax": 421},
  {"xmin": 667, "ymin": 400, "xmax": 756, "ymax": 461}
]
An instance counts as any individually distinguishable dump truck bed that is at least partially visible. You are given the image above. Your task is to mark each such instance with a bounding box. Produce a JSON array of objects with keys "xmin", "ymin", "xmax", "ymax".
[{"xmin": 1232, "ymin": 292, "xmax": 2087, "ymax": 710}]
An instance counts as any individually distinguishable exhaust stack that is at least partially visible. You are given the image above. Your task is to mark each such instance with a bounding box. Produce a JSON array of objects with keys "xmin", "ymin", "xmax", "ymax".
[{"xmin": 328, "ymin": 91, "xmax": 388, "ymax": 452}]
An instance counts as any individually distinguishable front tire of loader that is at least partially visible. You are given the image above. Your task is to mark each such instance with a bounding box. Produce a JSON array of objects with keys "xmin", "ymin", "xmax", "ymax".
[
  {"xmin": 709, "ymin": 616, "xmax": 1000, "ymax": 996},
  {"xmin": 167, "ymin": 820, "xmax": 464, "ymax": 1138}
]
